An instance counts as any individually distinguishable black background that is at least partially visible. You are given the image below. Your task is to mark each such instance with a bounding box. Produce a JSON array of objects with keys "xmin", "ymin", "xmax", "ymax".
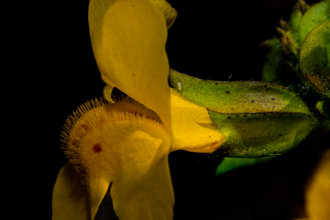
[{"xmin": 18, "ymin": 0, "xmax": 326, "ymax": 219}]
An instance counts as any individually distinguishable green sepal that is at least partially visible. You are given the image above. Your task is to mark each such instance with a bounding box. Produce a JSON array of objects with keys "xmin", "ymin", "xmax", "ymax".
[
  {"xmin": 262, "ymin": 38, "xmax": 283, "ymax": 83},
  {"xmin": 300, "ymin": 21, "xmax": 330, "ymax": 97},
  {"xmin": 215, "ymin": 156, "xmax": 276, "ymax": 176},
  {"xmin": 299, "ymin": 0, "xmax": 329, "ymax": 45},
  {"xmin": 209, "ymin": 111, "xmax": 315, "ymax": 157},
  {"xmin": 286, "ymin": 1, "xmax": 305, "ymax": 45},
  {"xmin": 170, "ymin": 69, "xmax": 310, "ymax": 114}
]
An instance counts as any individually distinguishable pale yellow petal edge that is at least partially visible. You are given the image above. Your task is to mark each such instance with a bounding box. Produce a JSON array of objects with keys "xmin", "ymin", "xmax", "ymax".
[
  {"xmin": 170, "ymin": 89, "xmax": 226, "ymax": 153},
  {"xmin": 305, "ymin": 149, "xmax": 330, "ymax": 220},
  {"xmin": 52, "ymin": 164, "xmax": 90, "ymax": 220},
  {"xmin": 149, "ymin": 0, "xmax": 177, "ymax": 28}
]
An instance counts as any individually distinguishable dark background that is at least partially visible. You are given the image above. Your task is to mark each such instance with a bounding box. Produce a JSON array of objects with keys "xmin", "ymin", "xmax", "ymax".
[{"xmin": 21, "ymin": 0, "xmax": 326, "ymax": 219}]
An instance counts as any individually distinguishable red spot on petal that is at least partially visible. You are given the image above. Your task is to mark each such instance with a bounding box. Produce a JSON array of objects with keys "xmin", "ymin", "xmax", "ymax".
[
  {"xmin": 80, "ymin": 124, "xmax": 89, "ymax": 130},
  {"xmin": 93, "ymin": 143, "xmax": 102, "ymax": 153},
  {"xmin": 72, "ymin": 139, "xmax": 79, "ymax": 146}
]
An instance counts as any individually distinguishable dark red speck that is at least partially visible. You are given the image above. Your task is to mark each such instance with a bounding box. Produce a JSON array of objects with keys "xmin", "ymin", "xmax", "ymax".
[{"xmin": 93, "ymin": 143, "xmax": 102, "ymax": 153}]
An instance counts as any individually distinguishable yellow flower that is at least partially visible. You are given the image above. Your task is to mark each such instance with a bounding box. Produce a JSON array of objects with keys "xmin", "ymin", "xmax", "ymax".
[
  {"xmin": 52, "ymin": 0, "xmax": 226, "ymax": 219},
  {"xmin": 304, "ymin": 149, "xmax": 330, "ymax": 220}
]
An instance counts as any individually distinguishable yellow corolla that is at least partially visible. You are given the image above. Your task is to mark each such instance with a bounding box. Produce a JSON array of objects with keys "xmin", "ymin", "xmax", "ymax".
[{"xmin": 52, "ymin": 0, "xmax": 225, "ymax": 219}]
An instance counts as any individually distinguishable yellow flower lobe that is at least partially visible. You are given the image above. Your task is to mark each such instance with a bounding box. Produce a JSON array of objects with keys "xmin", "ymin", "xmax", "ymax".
[
  {"xmin": 59, "ymin": 98, "xmax": 174, "ymax": 219},
  {"xmin": 62, "ymin": 98, "xmax": 165, "ymax": 176}
]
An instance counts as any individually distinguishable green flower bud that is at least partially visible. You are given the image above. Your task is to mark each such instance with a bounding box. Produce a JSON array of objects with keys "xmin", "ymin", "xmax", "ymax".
[{"xmin": 263, "ymin": 0, "xmax": 330, "ymax": 98}]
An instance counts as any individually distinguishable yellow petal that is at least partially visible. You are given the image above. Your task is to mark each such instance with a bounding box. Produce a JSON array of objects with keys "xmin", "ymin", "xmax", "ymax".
[
  {"xmin": 305, "ymin": 149, "xmax": 330, "ymax": 220},
  {"xmin": 62, "ymin": 100, "xmax": 174, "ymax": 219},
  {"xmin": 103, "ymin": 85, "xmax": 115, "ymax": 103},
  {"xmin": 148, "ymin": 0, "xmax": 177, "ymax": 28},
  {"xmin": 89, "ymin": 0, "xmax": 171, "ymax": 130},
  {"xmin": 111, "ymin": 151, "xmax": 174, "ymax": 220},
  {"xmin": 52, "ymin": 164, "xmax": 89, "ymax": 220},
  {"xmin": 88, "ymin": 177, "xmax": 111, "ymax": 219},
  {"xmin": 170, "ymin": 89, "xmax": 226, "ymax": 153}
]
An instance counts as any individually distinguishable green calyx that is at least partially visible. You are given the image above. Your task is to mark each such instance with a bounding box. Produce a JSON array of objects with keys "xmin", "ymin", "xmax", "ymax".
[
  {"xmin": 170, "ymin": 69, "xmax": 310, "ymax": 115},
  {"xmin": 169, "ymin": 69, "xmax": 315, "ymax": 158}
]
